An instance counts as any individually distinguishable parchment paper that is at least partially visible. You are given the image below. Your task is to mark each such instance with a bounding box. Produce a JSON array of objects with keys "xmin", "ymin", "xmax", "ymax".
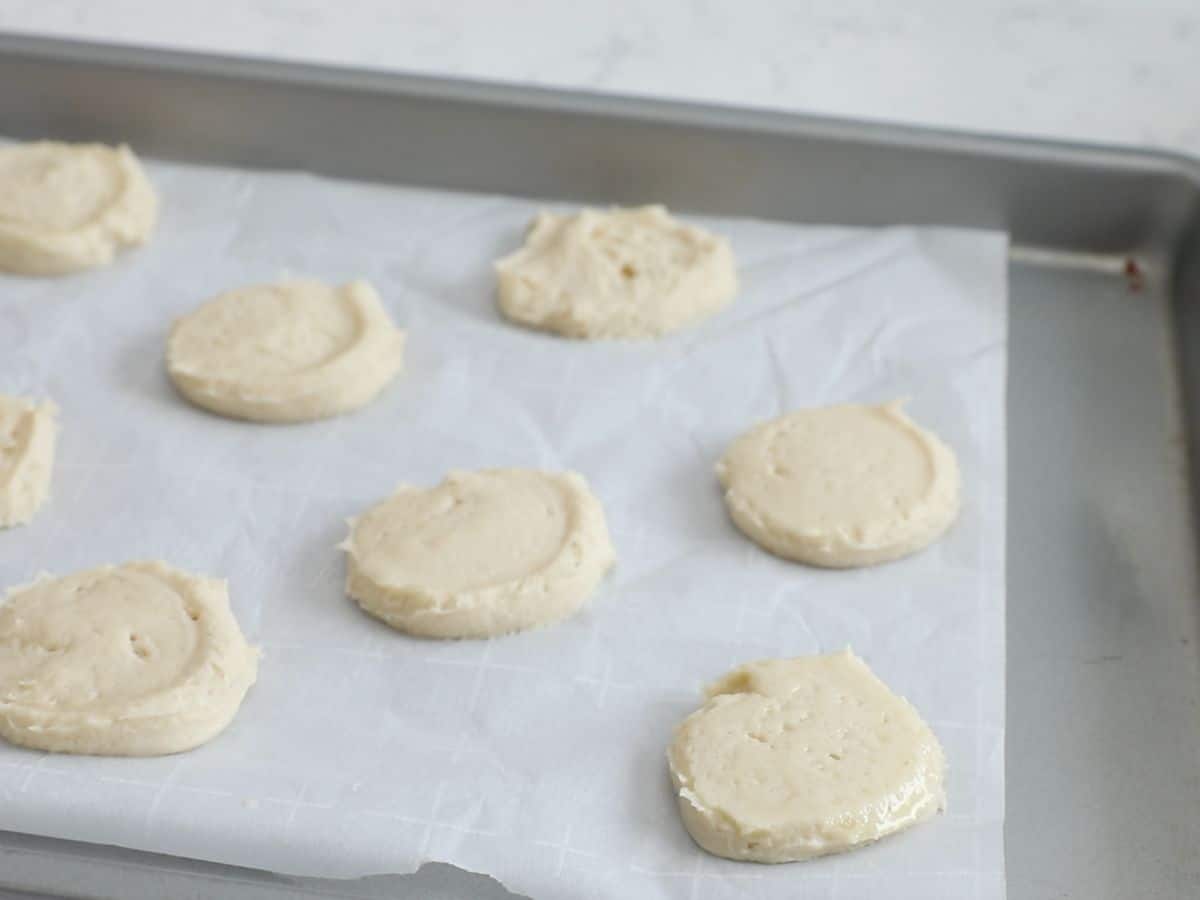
[{"xmin": 0, "ymin": 152, "xmax": 1007, "ymax": 900}]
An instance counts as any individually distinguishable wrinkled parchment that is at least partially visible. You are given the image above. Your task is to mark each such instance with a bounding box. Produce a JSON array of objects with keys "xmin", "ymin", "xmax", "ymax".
[{"xmin": 0, "ymin": 152, "xmax": 1006, "ymax": 900}]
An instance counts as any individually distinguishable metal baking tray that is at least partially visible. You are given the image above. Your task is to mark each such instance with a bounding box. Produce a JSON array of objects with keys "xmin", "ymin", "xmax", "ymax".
[{"xmin": 1, "ymin": 33, "xmax": 1198, "ymax": 900}]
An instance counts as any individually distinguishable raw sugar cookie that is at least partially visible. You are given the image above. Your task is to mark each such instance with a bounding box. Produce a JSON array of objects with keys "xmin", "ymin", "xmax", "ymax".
[
  {"xmin": 343, "ymin": 469, "xmax": 616, "ymax": 638},
  {"xmin": 668, "ymin": 650, "xmax": 945, "ymax": 862},
  {"xmin": 0, "ymin": 395, "xmax": 56, "ymax": 528},
  {"xmin": 717, "ymin": 401, "xmax": 960, "ymax": 567},
  {"xmin": 167, "ymin": 278, "xmax": 405, "ymax": 423},
  {"xmin": 0, "ymin": 141, "xmax": 157, "ymax": 275},
  {"xmin": 495, "ymin": 205, "xmax": 736, "ymax": 338},
  {"xmin": 0, "ymin": 561, "xmax": 259, "ymax": 756}
]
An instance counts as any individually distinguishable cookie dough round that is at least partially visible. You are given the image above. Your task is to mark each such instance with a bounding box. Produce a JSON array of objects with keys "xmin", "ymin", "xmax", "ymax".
[
  {"xmin": 343, "ymin": 469, "xmax": 616, "ymax": 638},
  {"xmin": 668, "ymin": 650, "xmax": 946, "ymax": 863},
  {"xmin": 494, "ymin": 205, "xmax": 737, "ymax": 339},
  {"xmin": 0, "ymin": 561, "xmax": 258, "ymax": 756},
  {"xmin": 716, "ymin": 401, "xmax": 960, "ymax": 567},
  {"xmin": 0, "ymin": 395, "xmax": 57, "ymax": 528},
  {"xmin": 0, "ymin": 141, "xmax": 158, "ymax": 275},
  {"xmin": 166, "ymin": 278, "xmax": 406, "ymax": 423}
]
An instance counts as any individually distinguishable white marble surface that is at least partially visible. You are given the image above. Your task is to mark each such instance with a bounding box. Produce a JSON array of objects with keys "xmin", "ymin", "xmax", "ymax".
[{"xmin": 1, "ymin": 0, "xmax": 1198, "ymax": 156}]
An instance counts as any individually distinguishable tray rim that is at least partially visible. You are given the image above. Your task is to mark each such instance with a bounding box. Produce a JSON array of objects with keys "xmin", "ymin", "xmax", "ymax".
[{"xmin": 3, "ymin": 30, "xmax": 1199, "ymax": 202}]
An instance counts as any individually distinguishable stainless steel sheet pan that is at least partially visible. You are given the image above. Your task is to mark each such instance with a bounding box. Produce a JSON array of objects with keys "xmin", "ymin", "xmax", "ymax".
[{"xmin": 0, "ymin": 34, "xmax": 1198, "ymax": 900}]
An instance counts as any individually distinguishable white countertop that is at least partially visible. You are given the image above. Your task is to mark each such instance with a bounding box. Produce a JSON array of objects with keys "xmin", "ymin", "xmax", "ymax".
[{"xmin": 2, "ymin": 0, "xmax": 1198, "ymax": 157}]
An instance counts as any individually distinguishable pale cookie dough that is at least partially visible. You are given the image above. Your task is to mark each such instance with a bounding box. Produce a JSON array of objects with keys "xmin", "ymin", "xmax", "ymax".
[
  {"xmin": 167, "ymin": 278, "xmax": 406, "ymax": 423},
  {"xmin": 494, "ymin": 205, "xmax": 737, "ymax": 339},
  {"xmin": 0, "ymin": 395, "xmax": 57, "ymax": 528},
  {"xmin": 668, "ymin": 650, "xmax": 946, "ymax": 863},
  {"xmin": 0, "ymin": 141, "xmax": 158, "ymax": 275},
  {"xmin": 717, "ymin": 401, "xmax": 960, "ymax": 567},
  {"xmin": 0, "ymin": 561, "xmax": 258, "ymax": 756},
  {"xmin": 343, "ymin": 468, "xmax": 616, "ymax": 638}
]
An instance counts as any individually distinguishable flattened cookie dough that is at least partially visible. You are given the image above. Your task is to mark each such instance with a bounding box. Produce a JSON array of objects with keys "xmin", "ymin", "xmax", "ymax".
[
  {"xmin": 0, "ymin": 141, "xmax": 158, "ymax": 275},
  {"xmin": 495, "ymin": 205, "xmax": 737, "ymax": 339},
  {"xmin": 343, "ymin": 469, "xmax": 616, "ymax": 638},
  {"xmin": 668, "ymin": 650, "xmax": 946, "ymax": 863},
  {"xmin": 717, "ymin": 401, "xmax": 960, "ymax": 567},
  {"xmin": 167, "ymin": 278, "xmax": 406, "ymax": 423},
  {"xmin": 0, "ymin": 561, "xmax": 258, "ymax": 756},
  {"xmin": 0, "ymin": 395, "xmax": 57, "ymax": 528}
]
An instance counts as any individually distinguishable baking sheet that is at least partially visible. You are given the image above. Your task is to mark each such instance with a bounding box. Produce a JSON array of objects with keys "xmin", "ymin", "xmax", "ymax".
[{"xmin": 0, "ymin": 150, "xmax": 1007, "ymax": 900}]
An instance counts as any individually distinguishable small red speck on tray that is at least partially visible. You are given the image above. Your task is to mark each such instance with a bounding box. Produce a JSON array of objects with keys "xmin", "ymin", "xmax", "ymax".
[{"xmin": 1124, "ymin": 257, "xmax": 1144, "ymax": 293}]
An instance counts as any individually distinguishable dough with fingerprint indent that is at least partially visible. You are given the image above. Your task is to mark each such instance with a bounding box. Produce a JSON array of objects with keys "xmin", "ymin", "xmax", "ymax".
[{"xmin": 0, "ymin": 561, "xmax": 258, "ymax": 756}]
